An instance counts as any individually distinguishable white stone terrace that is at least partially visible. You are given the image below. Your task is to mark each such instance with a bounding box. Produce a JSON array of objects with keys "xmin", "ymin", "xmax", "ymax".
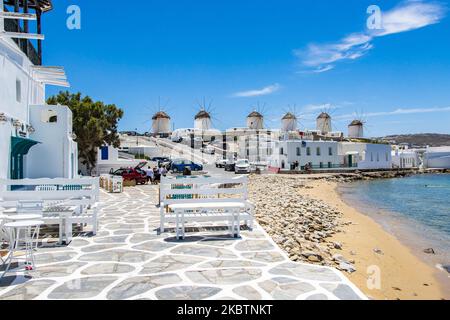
[{"xmin": 0, "ymin": 185, "xmax": 366, "ymax": 300}]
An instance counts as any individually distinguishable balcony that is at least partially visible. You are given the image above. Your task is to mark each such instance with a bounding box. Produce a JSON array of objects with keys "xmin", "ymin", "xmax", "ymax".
[{"xmin": 4, "ymin": 18, "xmax": 41, "ymax": 65}]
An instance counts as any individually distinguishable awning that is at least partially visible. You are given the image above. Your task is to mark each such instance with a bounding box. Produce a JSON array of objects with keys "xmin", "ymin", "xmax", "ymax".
[
  {"xmin": 10, "ymin": 136, "xmax": 40, "ymax": 180},
  {"xmin": 30, "ymin": 66, "xmax": 70, "ymax": 87},
  {"xmin": 11, "ymin": 136, "xmax": 40, "ymax": 156},
  {"xmin": 345, "ymin": 151, "xmax": 359, "ymax": 155}
]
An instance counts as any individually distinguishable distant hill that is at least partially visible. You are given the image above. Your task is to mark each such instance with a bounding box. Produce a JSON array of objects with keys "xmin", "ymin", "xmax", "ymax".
[{"xmin": 378, "ymin": 134, "xmax": 450, "ymax": 147}]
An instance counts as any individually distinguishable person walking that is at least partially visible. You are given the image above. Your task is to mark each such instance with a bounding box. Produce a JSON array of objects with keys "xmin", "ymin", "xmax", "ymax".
[
  {"xmin": 182, "ymin": 166, "xmax": 192, "ymax": 176},
  {"xmin": 145, "ymin": 166, "xmax": 154, "ymax": 184},
  {"xmin": 153, "ymin": 167, "xmax": 161, "ymax": 183},
  {"xmin": 159, "ymin": 165, "xmax": 168, "ymax": 177}
]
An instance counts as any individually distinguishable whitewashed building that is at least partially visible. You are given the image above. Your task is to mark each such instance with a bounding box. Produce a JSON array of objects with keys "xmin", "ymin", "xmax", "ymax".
[
  {"xmin": 236, "ymin": 133, "xmax": 275, "ymax": 163},
  {"xmin": 268, "ymin": 140, "xmax": 340, "ymax": 170},
  {"xmin": 391, "ymin": 146, "xmax": 419, "ymax": 169},
  {"xmin": 338, "ymin": 142, "xmax": 392, "ymax": 170},
  {"xmin": 0, "ymin": 1, "xmax": 77, "ymax": 180},
  {"xmin": 424, "ymin": 147, "xmax": 450, "ymax": 169},
  {"xmin": 97, "ymin": 145, "xmax": 143, "ymax": 175}
]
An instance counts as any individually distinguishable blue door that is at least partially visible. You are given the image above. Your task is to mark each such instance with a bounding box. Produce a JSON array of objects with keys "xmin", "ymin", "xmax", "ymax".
[{"xmin": 101, "ymin": 146, "xmax": 109, "ymax": 160}]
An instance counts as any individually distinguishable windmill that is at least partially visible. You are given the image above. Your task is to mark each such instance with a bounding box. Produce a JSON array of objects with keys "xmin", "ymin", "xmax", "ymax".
[
  {"xmin": 280, "ymin": 104, "xmax": 307, "ymax": 132},
  {"xmin": 347, "ymin": 110, "xmax": 369, "ymax": 139},
  {"xmin": 246, "ymin": 102, "xmax": 268, "ymax": 130},
  {"xmin": 316, "ymin": 104, "xmax": 334, "ymax": 134},
  {"xmin": 142, "ymin": 97, "xmax": 172, "ymax": 137},
  {"xmin": 194, "ymin": 97, "xmax": 215, "ymax": 131},
  {"xmin": 244, "ymin": 102, "xmax": 273, "ymax": 162}
]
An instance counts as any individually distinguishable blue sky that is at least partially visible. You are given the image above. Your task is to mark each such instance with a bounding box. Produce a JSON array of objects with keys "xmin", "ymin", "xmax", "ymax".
[{"xmin": 42, "ymin": 0, "xmax": 450, "ymax": 136}]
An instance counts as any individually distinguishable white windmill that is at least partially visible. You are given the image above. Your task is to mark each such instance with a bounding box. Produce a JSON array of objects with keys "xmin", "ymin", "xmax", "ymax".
[
  {"xmin": 152, "ymin": 111, "xmax": 171, "ymax": 137},
  {"xmin": 346, "ymin": 110, "xmax": 369, "ymax": 139},
  {"xmin": 246, "ymin": 102, "xmax": 267, "ymax": 130},
  {"xmin": 148, "ymin": 97, "xmax": 172, "ymax": 137},
  {"xmin": 348, "ymin": 119, "xmax": 364, "ymax": 138},
  {"xmin": 194, "ymin": 98, "xmax": 214, "ymax": 131},
  {"xmin": 281, "ymin": 112, "xmax": 297, "ymax": 132},
  {"xmin": 316, "ymin": 112, "xmax": 332, "ymax": 134}
]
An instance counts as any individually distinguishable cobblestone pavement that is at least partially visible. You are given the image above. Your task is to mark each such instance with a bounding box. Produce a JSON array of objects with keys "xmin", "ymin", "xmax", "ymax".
[{"xmin": 0, "ymin": 185, "xmax": 366, "ymax": 300}]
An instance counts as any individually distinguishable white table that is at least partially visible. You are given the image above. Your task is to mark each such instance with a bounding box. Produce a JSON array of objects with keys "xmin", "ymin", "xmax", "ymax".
[
  {"xmin": 1, "ymin": 220, "xmax": 44, "ymax": 278},
  {"xmin": 4, "ymin": 206, "xmax": 77, "ymax": 245}
]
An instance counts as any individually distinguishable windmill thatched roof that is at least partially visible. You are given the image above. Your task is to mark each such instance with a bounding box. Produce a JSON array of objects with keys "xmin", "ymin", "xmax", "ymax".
[
  {"xmin": 152, "ymin": 111, "xmax": 170, "ymax": 120},
  {"xmin": 317, "ymin": 112, "xmax": 331, "ymax": 119},
  {"xmin": 282, "ymin": 112, "xmax": 297, "ymax": 120},
  {"xmin": 248, "ymin": 111, "xmax": 263, "ymax": 118},
  {"xmin": 195, "ymin": 110, "xmax": 211, "ymax": 120},
  {"xmin": 349, "ymin": 120, "xmax": 363, "ymax": 126}
]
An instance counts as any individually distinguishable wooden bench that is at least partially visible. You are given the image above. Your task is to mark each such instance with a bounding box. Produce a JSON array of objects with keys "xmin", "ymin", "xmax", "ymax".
[
  {"xmin": 0, "ymin": 178, "xmax": 100, "ymax": 236},
  {"xmin": 159, "ymin": 175, "xmax": 254, "ymax": 239}
]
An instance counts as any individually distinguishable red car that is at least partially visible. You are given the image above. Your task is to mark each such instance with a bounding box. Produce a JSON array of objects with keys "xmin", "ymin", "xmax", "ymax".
[{"xmin": 112, "ymin": 162, "xmax": 148, "ymax": 185}]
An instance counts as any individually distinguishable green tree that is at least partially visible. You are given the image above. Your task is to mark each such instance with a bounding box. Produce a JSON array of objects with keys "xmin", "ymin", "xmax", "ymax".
[{"xmin": 47, "ymin": 91, "xmax": 124, "ymax": 174}]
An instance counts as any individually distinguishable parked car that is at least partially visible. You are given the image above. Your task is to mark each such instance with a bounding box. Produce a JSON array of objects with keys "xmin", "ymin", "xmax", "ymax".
[
  {"xmin": 224, "ymin": 161, "xmax": 236, "ymax": 172},
  {"xmin": 201, "ymin": 146, "xmax": 215, "ymax": 154},
  {"xmin": 235, "ymin": 159, "xmax": 251, "ymax": 174},
  {"xmin": 111, "ymin": 162, "xmax": 148, "ymax": 184},
  {"xmin": 171, "ymin": 136, "xmax": 183, "ymax": 143},
  {"xmin": 151, "ymin": 157, "xmax": 170, "ymax": 163},
  {"xmin": 170, "ymin": 159, "xmax": 203, "ymax": 173},
  {"xmin": 215, "ymin": 158, "xmax": 229, "ymax": 168}
]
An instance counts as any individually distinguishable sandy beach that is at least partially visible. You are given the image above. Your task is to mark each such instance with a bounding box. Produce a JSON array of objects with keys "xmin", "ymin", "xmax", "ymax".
[{"xmin": 303, "ymin": 179, "xmax": 448, "ymax": 300}]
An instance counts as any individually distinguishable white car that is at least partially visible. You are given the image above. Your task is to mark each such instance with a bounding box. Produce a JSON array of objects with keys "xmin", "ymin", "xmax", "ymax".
[
  {"xmin": 215, "ymin": 158, "xmax": 229, "ymax": 168},
  {"xmin": 202, "ymin": 146, "xmax": 215, "ymax": 154},
  {"xmin": 235, "ymin": 159, "xmax": 251, "ymax": 174}
]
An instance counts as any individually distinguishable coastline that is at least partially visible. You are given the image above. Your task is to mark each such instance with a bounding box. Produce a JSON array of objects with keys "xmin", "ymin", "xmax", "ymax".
[{"xmin": 302, "ymin": 179, "xmax": 448, "ymax": 300}]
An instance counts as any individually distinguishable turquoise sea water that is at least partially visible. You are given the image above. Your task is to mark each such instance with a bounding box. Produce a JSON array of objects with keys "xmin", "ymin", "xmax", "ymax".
[{"xmin": 339, "ymin": 174, "xmax": 450, "ymax": 255}]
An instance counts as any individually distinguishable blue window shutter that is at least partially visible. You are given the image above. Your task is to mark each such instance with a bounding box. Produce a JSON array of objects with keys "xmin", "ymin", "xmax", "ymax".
[{"xmin": 101, "ymin": 146, "xmax": 109, "ymax": 160}]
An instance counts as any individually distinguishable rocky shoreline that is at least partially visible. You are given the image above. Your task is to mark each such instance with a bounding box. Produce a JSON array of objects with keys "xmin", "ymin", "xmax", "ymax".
[
  {"xmin": 248, "ymin": 175, "xmax": 355, "ymax": 272},
  {"xmin": 248, "ymin": 169, "xmax": 448, "ymax": 274}
]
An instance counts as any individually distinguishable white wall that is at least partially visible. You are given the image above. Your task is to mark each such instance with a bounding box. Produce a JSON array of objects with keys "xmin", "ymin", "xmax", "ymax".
[
  {"xmin": 96, "ymin": 145, "xmax": 143, "ymax": 175},
  {"xmin": 269, "ymin": 140, "xmax": 340, "ymax": 170},
  {"xmin": 339, "ymin": 142, "xmax": 392, "ymax": 169},
  {"xmin": 128, "ymin": 146, "xmax": 160, "ymax": 158},
  {"xmin": 0, "ymin": 39, "xmax": 45, "ymax": 122},
  {"xmin": 27, "ymin": 105, "xmax": 78, "ymax": 178},
  {"xmin": 0, "ymin": 38, "xmax": 45, "ymax": 181},
  {"xmin": 392, "ymin": 150, "xmax": 419, "ymax": 168},
  {"xmin": 237, "ymin": 134, "xmax": 274, "ymax": 163},
  {"xmin": 425, "ymin": 147, "xmax": 450, "ymax": 169}
]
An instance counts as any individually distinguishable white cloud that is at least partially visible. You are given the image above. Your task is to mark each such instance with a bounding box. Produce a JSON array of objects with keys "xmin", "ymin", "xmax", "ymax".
[
  {"xmin": 376, "ymin": 0, "xmax": 445, "ymax": 36},
  {"xmin": 335, "ymin": 106, "xmax": 450, "ymax": 120},
  {"xmin": 303, "ymin": 103, "xmax": 334, "ymax": 111},
  {"xmin": 303, "ymin": 102, "xmax": 352, "ymax": 112},
  {"xmin": 232, "ymin": 83, "xmax": 281, "ymax": 97},
  {"xmin": 296, "ymin": 1, "xmax": 446, "ymax": 73}
]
